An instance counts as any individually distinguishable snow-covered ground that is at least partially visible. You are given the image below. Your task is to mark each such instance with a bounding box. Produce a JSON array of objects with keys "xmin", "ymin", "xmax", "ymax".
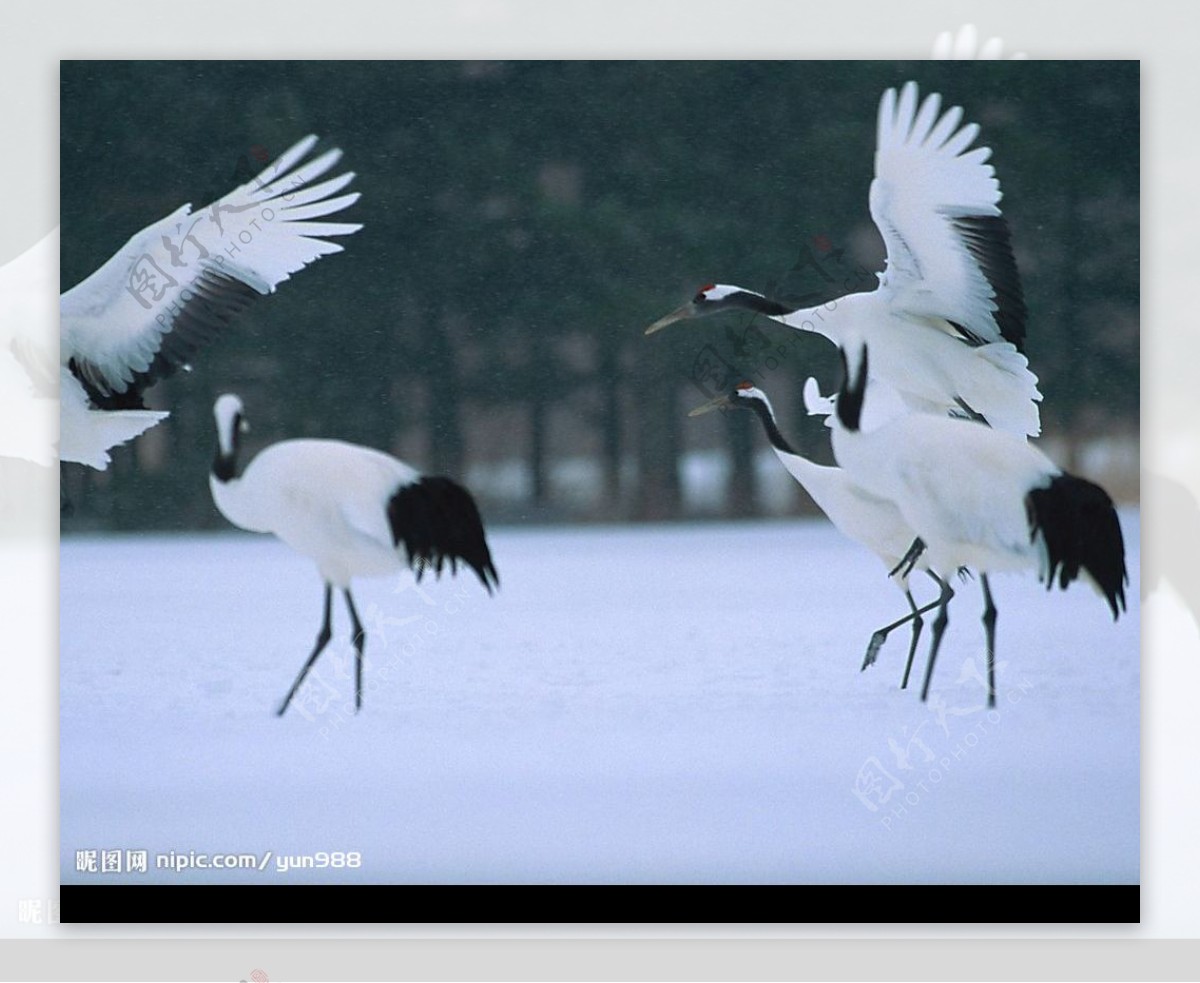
[{"xmin": 60, "ymin": 514, "xmax": 1139, "ymax": 885}]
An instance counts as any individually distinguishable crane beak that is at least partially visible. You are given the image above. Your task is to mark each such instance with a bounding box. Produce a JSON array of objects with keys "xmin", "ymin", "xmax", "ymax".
[
  {"xmin": 688, "ymin": 393, "xmax": 733, "ymax": 417},
  {"xmin": 644, "ymin": 301, "xmax": 699, "ymax": 336}
]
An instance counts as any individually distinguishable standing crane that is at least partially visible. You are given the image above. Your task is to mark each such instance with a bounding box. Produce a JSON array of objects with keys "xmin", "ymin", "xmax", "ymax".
[
  {"xmin": 209, "ymin": 394, "xmax": 499, "ymax": 717},
  {"xmin": 828, "ymin": 344, "xmax": 1127, "ymax": 706},
  {"xmin": 690, "ymin": 380, "xmax": 951, "ymax": 687}
]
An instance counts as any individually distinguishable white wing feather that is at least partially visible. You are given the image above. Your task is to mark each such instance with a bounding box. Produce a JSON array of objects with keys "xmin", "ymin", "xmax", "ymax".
[
  {"xmin": 870, "ymin": 82, "xmax": 1023, "ymax": 348},
  {"xmin": 0, "ymin": 230, "xmax": 59, "ymax": 465},
  {"xmin": 60, "ymin": 135, "xmax": 362, "ymax": 398}
]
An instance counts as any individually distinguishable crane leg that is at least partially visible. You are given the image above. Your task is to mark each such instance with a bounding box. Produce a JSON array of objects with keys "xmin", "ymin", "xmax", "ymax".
[
  {"xmin": 889, "ymin": 537, "xmax": 926, "ymax": 579},
  {"xmin": 980, "ymin": 574, "xmax": 997, "ymax": 708},
  {"xmin": 278, "ymin": 584, "xmax": 333, "ymax": 717},
  {"xmin": 920, "ymin": 574, "xmax": 955, "ymax": 702},
  {"xmin": 906, "ymin": 570, "xmax": 948, "ymax": 688},
  {"xmin": 900, "ymin": 589, "xmax": 933, "ymax": 690},
  {"xmin": 862, "ymin": 591, "xmax": 938, "ymax": 672},
  {"xmin": 344, "ymin": 589, "xmax": 366, "ymax": 712}
]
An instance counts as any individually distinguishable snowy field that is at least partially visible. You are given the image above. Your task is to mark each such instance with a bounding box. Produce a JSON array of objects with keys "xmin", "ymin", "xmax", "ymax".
[{"xmin": 61, "ymin": 514, "xmax": 1139, "ymax": 885}]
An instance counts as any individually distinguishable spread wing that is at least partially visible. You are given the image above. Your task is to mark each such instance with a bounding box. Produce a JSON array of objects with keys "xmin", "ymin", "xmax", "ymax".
[
  {"xmin": 60, "ymin": 135, "xmax": 362, "ymax": 408},
  {"xmin": 870, "ymin": 82, "xmax": 1027, "ymax": 352}
]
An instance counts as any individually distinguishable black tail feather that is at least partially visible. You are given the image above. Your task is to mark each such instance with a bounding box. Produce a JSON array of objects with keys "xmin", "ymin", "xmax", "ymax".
[
  {"xmin": 1026, "ymin": 474, "xmax": 1127, "ymax": 619},
  {"xmin": 386, "ymin": 476, "xmax": 499, "ymax": 593}
]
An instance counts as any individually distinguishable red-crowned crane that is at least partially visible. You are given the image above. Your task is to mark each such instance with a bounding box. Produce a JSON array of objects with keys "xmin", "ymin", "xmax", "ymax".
[
  {"xmin": 646, "ymin": 81, "xmax": 1041, "ymax": 438},
  {"xmin": 828, "ymin": 344, "xmax": 1127, "ymax": 706},
  {"xmin": 209, "ymin": 394, "xmax": 498, "ymax": 716},
  {"xmin": 690, "ymin": 380, "xmax": 951, "ymax": 687},
  {"xmin": 60, "ymin": 136, "xmax": 362, "ymax": 469}
]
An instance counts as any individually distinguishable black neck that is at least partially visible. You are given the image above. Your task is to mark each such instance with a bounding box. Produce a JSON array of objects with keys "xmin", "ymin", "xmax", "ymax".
[
  {"xmin": 212, "ymin": 417, "xmax": 241, "ymax": 483},
  {"xmin": 745, "ymin": 397, "xmax": 800, "ymax": 456},
  {"xmin": 725, "ymin": 291, "xmax": 797, "ymax": 318},
  {"xmin": 836, "ymin": 346, "xmax": 868, "ymax": 433}
]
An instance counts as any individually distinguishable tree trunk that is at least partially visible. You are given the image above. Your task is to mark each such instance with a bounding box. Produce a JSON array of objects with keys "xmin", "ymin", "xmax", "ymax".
[
  {"xmin": 633, "ymin": 354, "xmax": 681, "ymax": 521},
  {"xmin": 725, "ymin": 410, "xmax": 758, "ymax": 517},
  {"xmin": 530, "ymin": 383, "xmax": 548, "ymax": 506},
  {"xmin": 599, "ymin": 339, "xmax": 622, "ymax": 507}
]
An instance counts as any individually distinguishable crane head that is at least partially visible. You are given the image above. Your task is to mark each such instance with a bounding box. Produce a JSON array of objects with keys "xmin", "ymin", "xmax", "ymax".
[
  {"xmin": 213, "ymin": 393, "xmax": 250, "ymax": 456},
  {"xmin": 644, "ymin": 284, "xmax": 760, "ymax": 335},
  {"xmin": 688, "ymin": 380, "xmax": 767, "ymax": 417}
]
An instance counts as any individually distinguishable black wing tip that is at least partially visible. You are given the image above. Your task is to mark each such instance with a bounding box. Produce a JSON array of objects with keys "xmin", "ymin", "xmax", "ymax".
[
  {"xmin": 72, "ymin": 267, "xmax": 260, "ymax": 409},
  {"xmin": 952, "ymin": 214, "xmax": 1028, "ymax": 354},
  {"xmin": 68, "ymin": 356, "xmax": 150, "ymax": 410},
  {"xmin": 1027, "ymin": 473, "xmax": 1127, "ymax": 620}
]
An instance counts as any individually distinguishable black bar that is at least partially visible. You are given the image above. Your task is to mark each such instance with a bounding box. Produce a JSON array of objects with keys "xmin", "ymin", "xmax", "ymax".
[{"xmin": 61, "ymin": 884, "xmax": 1140, "ymax": 924}]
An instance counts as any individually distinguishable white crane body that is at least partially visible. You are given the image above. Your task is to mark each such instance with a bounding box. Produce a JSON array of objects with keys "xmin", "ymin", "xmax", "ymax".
[
  {"xmin": 828, "ymin": 344, "xmax": 1127, "ymax": 705},
  {"xmin": 765, "ymin": 291, "xmax": 1041, "ymax": 436},
  {"xmin": 832, "ymin": 410, "xmax": 1059, "ymax": 578},
  {"xmin": 211, "ymin": 439, "xmax": 421, "ymax": 587}
]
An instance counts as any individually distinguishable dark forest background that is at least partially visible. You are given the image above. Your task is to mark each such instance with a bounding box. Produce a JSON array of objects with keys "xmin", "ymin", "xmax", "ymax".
[{"xmin": 60, "ymin": 61, "xmax": 1139, "ymax": 531}]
